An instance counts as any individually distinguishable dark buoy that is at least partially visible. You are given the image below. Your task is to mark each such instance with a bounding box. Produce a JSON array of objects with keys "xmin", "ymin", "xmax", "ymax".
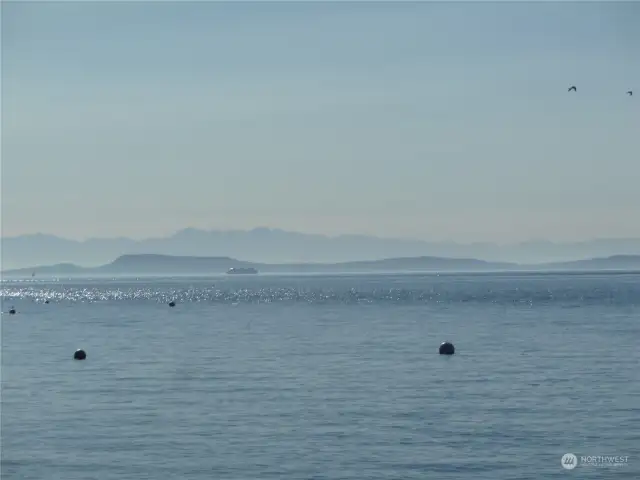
[
  {"xmin": 439, "ymin": 341, "xmax": 455, "ymax": 355},
  {"xmin": 9, "ymin": 307, "xmax": 16, "ymax": 315},
  {"xmin": 44, "ymin": 300, "xmax": 50, "ymax": 304},
  {"xmin": 168, "ymin": 301, "xmax": 176, "ymax": 307},
  {"xmin": 74, "ymin": 349, "xmax": 86, "ymax": 360}
]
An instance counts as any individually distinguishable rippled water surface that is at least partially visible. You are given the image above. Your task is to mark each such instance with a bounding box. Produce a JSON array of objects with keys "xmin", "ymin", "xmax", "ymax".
[{"xmin": 2, "ymin": 272, "xmax": 639, "ymax": 479}]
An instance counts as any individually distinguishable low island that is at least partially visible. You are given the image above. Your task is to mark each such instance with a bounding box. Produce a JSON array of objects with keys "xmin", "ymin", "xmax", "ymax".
[{"xmin": 2, "ymin": 253, "xmax": 640, "ymax": 278}]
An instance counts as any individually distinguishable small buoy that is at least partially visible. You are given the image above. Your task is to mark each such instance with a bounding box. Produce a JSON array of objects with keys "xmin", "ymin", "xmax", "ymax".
[
  {"xmin": 9, "ymin": 307, "xmax": 16, "ymax": 315},
  {"xmin": 439, "ymin": 341, "xmax": 455, "ymax": 355},
  {"xmin": 168, "ymin": 301, "xmax": 176, "ymax": 307},
  {"xmin": 44, "ymin": 300, "xmax": 50, "ymax": 304},
  {"xmin": 74, "ymin": 349, "xmax": 86, "ymax": 360}
]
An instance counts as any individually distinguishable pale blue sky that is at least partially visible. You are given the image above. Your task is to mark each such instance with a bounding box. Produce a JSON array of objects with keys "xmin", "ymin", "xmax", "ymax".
[{"xmin": 2, "ymin": 0, "xmax": 639, "ymax": 242}]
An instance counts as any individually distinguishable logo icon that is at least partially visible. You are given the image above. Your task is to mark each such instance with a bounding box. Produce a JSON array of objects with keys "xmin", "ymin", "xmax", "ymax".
[{"xmin": 562, "ymin": 453, "xmax": 578, "ymax": 470}]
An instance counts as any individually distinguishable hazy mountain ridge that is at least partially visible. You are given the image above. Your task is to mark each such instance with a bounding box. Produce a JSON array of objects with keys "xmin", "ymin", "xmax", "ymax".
[
  {"xmin": 2, "ymin": 227, "xmax": 640, "ymax": 270},
  {"xmin": 3, "ymin": 253, "xmax": 640, "ymax": 278}
]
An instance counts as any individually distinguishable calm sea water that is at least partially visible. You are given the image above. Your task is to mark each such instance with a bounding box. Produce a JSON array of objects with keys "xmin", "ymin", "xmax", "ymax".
[{"xmin": 1, "ymin": 272, "xmax": 639, "ymax": 479}]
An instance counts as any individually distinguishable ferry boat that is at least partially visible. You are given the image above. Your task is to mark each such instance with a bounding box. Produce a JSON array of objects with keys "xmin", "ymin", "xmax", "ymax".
[{"xmin": 226, "ymin": 267, "xmax": 258, "ymax": 275}]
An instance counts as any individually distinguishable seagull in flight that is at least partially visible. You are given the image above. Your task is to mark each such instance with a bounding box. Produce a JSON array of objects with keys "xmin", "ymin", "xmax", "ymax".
[
  {"xmin": 568, "ymin": 86, "xmax": 577, "ymax": 92},
  {"xmin": 627, "ymin": 90, "xmax": 633, "ymax": 96}
]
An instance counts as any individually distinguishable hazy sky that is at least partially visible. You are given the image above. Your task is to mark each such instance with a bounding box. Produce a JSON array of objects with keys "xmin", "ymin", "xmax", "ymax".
[{"xmin": 2, "ymin": 0, "xmax": 639, "ymax": 242}]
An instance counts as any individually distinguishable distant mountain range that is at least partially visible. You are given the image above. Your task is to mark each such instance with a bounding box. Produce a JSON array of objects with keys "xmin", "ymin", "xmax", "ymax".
[
  {"xmin": 2, "ymin": 253, "xmax": 640, "ymax": 278},
  {"xmin": 2, "ymin": 227, "xmax": 640, "ymax": 271}
]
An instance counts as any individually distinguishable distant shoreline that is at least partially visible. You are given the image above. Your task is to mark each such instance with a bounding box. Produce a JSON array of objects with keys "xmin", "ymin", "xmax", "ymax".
[{"xmin": 2, "ymin": 253, "xmax": 640, "ymax": 278}]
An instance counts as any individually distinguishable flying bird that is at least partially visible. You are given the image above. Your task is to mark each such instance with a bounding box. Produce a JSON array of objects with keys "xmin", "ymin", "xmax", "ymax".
[
  {"xmin": 627, "ymin": 91, "xmax": 633, "ymax": 96},
  {"xmin": 568, "ymin": 86, "xmax": 577, "ymax": 92}
]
